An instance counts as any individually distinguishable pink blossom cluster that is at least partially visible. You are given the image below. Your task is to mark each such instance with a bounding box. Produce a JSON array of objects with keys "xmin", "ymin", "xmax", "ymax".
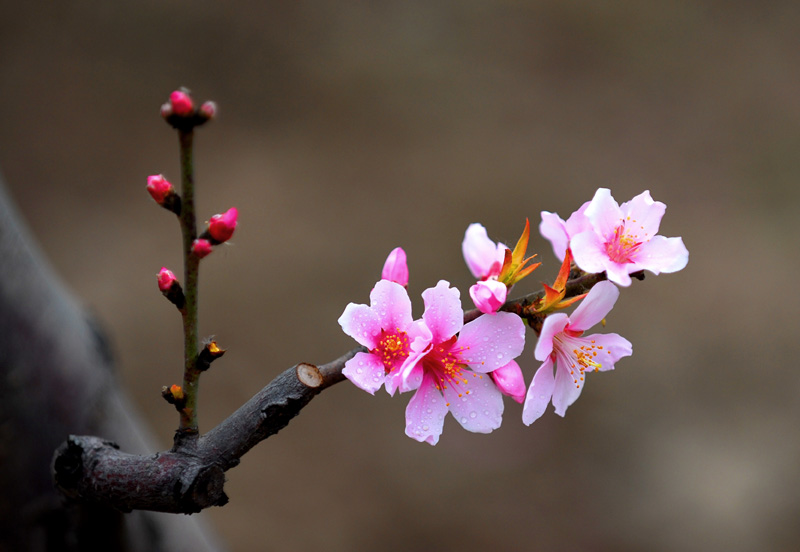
[{"xmin": 340, "ymin": 189, "xmax": 688, "ymax": 444}]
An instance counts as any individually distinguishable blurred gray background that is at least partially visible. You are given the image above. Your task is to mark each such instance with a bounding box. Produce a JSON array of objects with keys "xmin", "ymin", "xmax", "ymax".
[{"xmin": 1, "ymin": 2, "xmax": 798, "ymax": 551}]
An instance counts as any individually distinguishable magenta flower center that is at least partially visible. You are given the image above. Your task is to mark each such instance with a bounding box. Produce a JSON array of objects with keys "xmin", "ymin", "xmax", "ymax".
[
  {"xmin": 374, "ymin": 329, "xmax": 410, "ymax": 374},
  {"xmin": 604, "ymin": 219, "xmax": 645, "ymax": 264},
  {"xmin": 421, "ymin": 336, "xmax": 482, "ymax": 403},
  {"xmin": 555, "ymin": 333, "xmax": 610, "ymax": 389}
]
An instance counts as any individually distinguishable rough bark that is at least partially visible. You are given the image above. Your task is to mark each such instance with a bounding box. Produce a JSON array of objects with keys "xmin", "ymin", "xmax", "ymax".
[{"xmin": 0, "ymin": 175, "xmax": 224, "ymax": 551}]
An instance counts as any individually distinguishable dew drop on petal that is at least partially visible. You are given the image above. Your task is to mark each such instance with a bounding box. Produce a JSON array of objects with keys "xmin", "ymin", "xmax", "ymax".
[
  {"xmin": 461, "ymin": 417, "xmax": 468, "ymax": 424},
  {"xmin": 469, "ymin": 411, "xmax": 477, "ymax": 419},
  {"xmin": 422, "ymin": 424, "xmax": 429, "ymax": 431}
]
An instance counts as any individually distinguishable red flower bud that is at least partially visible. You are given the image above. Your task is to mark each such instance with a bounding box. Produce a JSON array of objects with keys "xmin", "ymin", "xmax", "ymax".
[
  {"xmin": 207, "ymin": 207, "xmax": 238, "ymax": 243},
  {"xmin": 192, "ymin": 238, "xmax": 213, "ymax": 258},
  {"xmin": 157, "ymin": 267, "xmax": 178, "ymax": 292},
  {"xmin": 146, "ymin": 174, "xmax": 174, "ymax": 205},
  {"xmin": 170, "ymin": 90, "xmax": 194, "ymax": 116},
  {"xmin": 199, "ymin": 101, "xmax": 217, "ymax": 120}
]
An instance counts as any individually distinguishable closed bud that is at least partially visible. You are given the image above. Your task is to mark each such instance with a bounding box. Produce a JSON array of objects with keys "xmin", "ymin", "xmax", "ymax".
[
  {"xmin": 192, "ymin": 238, "xmax": 213, "ymax": 258},
  {"xmin": 170, "ymin": 89, "xmax": 194, "ymax": 117},
  {"xmin": 157, "ymin": 267, "xmax": 185, "ymax": 309},
  {"xmin": 197, "ymin": 340, "xmax": 226, "ymax": 371},
  {"xmin": 161, "ymin": 384, "xmax": 186, "ymax": 408},
  {"xmin": 206, "ymin": 207, "xmax": 238, "ymax": 244},
  {"xmin": 199, "ymin": 101, "xmax": 217, "ymax": 120}
]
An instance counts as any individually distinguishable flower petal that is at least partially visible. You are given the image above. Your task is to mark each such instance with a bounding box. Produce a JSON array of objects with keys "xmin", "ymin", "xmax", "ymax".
[
  {"xmin": 342, "ymin": 352, "xmax": 386, "ymax": 394},
  {"xmin": 522, "ymin": 357, "xmax": 556, "ymax": 425},
  {"xmin": 370, "ymin": 279, "xmax": 413, "ymax": 331},
  {"xmin": 568, "ymin": 280, "xmax": 619, "ymax": 332},
  {"xmin": 443, "ymin": 371, "xmax": 503, "ymax": 434},
  {"xmin": 621, "ymin": 190, "xmax": 665, "ymax": 238},
  {"xmin": 582, "ymin": 332, "xmax": 633, "ymax": 370},
  {"xmin": 534, "ymin": 312, "xmax": 569, "ymax": 361},
  {"xmin": 405, "ymin": 373, "xmax": 448, "ymax": 445},
  {"xmin": 491, "ymin": 360, "xmax": 526, "ymax": 403},
  {"xmin": 539, "ymin": 211, "xmax": 570, "ymax": 261},
  {"xmin": 636, "ymin": 235, "xmax": 689, "ymax": 275},
  {"xmin": 338, "ymin": 303, "xmax": 381, "ymax": 349},
  {"xmin": 551, "ymin": 348, "xmax": 585, "ymax": 417},
  {"xmin": 462, "ymin": 223, "xmax": 505, "ymax": 279},
  {"xmin": 584, "ymin": 188, "xmax": 623, "ymax": 239},
  {"xmin": 381, "ymin": 247, "xmax": 409, "ymax": 286},
  {"xmin": 570, "ymin": 230, "xmax": 609, "ymax": 275},
  {"xmin": 458, "ymin": 311, "xmax": 526, "ymax": 372},
  {"xmin": 421, "ymin": 280, "xmax": 463, "ymax": 342}
]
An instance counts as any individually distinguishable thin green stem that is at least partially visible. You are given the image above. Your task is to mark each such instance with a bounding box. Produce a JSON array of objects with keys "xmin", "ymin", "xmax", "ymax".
[{"xmin": 177, "ymin": 129, "xmax": 201, "ymax": 438}]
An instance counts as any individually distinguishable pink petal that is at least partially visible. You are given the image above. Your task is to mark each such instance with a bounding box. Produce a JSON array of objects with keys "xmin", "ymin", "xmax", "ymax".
[
  {"xmin": 462, "ymin": 223, "xmax": 505, "ymax": 279},
  {"xmin": 522, "ymin": 357, "xmax": 556, "ymax": 425},
  {"xmin": 621, "ymin": 190, "xmax": 665, "ymax": 238},
  {"xmin": 534, "ymin": 313, "xmax": 569, "ymax": 361},
  {"xmin": 442, "ymin": 371, "xmax": 503, "ymax": 434},
  {"xmin": 636, "ymin": 235, "xmax": 689, "ymax": 275},
  {"xmin": 338, "ymin": 303, "xmax": 381, "ymax": 349},
  {"xmin": 458, "ymin": 311, "xmax": 526, "ymax": 372},
  {"xmin": 570, "ymin": 230, "xmax": 608, "ymax": 275},
  {"xmin": 342, "ymin": 352, "xmax": 386, "ymax": 395},
  {"xmin": 405, "ymin": 373, "xmax": 448, "ymax": 445},
  {"xmin": 584, "ymin": 188, "xmax": 622, "ymax": 240},
  {"xmin": 421, "ymin": 280, "xmax": 463, "ymax": 342},
  {"xmin": 490, "ymin": 360, "xmax": 526, "ymax": 403},
  {"xmin": 539, "ymin": 211, "xmax": 570, "ymax": 261},
  {"xmin": 582, "ymin": 332, "xmax": 633, "ymax": 370},
  {"xmin": 369, "ymin": 280, "xmax": 413, "ymax": 331},
  {"xmin": 604, "ymin": 261, "xmax": 634, "ymax": 287},
  {"xmin": 551, "ymin": 348, "xmax": 585, "ymax": 416},
  {"xmin": 381, "ymin": 247, "xmax": 409, "ymax": 286},
  {"xmin": 568, "ymin": 280, "xmax": 619, "ymax": 332}
]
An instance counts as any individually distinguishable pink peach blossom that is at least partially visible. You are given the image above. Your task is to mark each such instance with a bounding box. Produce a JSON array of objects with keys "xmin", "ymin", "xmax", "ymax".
[
  {"xmin": 400, "ymin": 281, "xmax": 525, "ymax": 445},
  {"xmin": 523, "ymin": 280, "xmax": 632, "ymax": 424},
  {"xmin": 381, "ymin": 247, "xmax": 409, "ymax": 286},
  {"xmin": 570, "ymin": 189, "xmax": 689, "ymax": 286}
]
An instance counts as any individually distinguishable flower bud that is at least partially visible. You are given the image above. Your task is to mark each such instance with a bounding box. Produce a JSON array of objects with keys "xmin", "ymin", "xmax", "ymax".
[
  {"xmin": 469, "ymin": 279, "xmax": 507, "ymax": 314},
  {"xmin": 161, "ymin": 384, "xmax": 186, "ymax": 408},
  {"xmin": 207, "ymin": 207, "xmax": 238, "ymax": 244},
  {"xmin": 157, "ymin": 267, "xmax": 178, "ymax": 292},
  {"xmin": 381, "ymin": 247, "xmax": 409, "ymax": 286},
  {"xmin": 157, "ymin": 267, "xmax": 185, "ymax": 309},
  {"xmin": 146, "ymin": 174, "xmax": 173, "ymax": 204},
  {"xmin": 199, "ymin": 101, "xmax": 217, "ymax": 120},
  {"xmin": 192, "ymin": 239, "xmax": 214, "ymax": 258},
  {"xmin": 490, "ymin": 361, "xmax": 526, "ymax": 404},
  {"xmin": 196, "ymin": 340, "xmax": 226, "ymax": 371},
  {"xmin": 170, "ymin": 89, "xmax": 194, "ymax": 117}
]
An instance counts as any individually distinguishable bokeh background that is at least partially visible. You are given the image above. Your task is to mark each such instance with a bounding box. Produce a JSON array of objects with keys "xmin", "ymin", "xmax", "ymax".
[{"xmin": 2, "ymin": 2, "xmax": 799, "ymax": 551}]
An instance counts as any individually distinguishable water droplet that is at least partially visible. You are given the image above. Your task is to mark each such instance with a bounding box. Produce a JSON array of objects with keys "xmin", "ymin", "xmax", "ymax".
[
  {"xmin": 469, "ymin": 411, "xmax": 477, "ymax": 419},
  {"xmin": 483, "ymin": 410, "xmax": 490, "ymax": 416},
  {"xmin": 497, "ymin": 353, "xmax": 504, "ymax": 359},
  {"xmin": 460, "ymin": 417, "xmax": 468, "ymax": 424},
  {"xmin": 422, "ymin": 424, "xmax": 429, "ymax": 431},
  {"xmin": 539, "ymin": 394, "xmax": 547, "ymax": 400},
  {"xmin": 356, "ymin": 367, "xmax": 363, "ymax": 374},
  {"xmin": 426, "ymin": 408, "xmax": 432, "ymax": 414}
]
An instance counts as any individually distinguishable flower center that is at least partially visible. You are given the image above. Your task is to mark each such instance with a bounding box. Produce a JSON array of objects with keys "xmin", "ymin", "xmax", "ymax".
[
  {"xmin": 556, "ymin": 334, "xmax": 612, "ymax": 388},
  {"xmin": 421, "ymin": 336, "xmax": 479, "ymax": 403},
  {"xmin": 374, "ymin": 329, "xmax": 410, "ymax": 374},
  {"xmin": 605, "ymin": 218, "xmax": 646, "ymax": 264}
]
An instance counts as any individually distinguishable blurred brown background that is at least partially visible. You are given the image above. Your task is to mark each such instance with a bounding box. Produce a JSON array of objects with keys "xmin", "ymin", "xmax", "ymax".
[{"xmin": 1, "ymin": 2, "xmax": 798, "ymax": 551}]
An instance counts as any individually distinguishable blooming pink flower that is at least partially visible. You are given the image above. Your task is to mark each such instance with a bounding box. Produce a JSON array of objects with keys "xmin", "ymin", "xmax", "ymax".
[
  {"xmin": 539, "ymin": 201, "xmax": 591, "ymax": 261},
  {"xmin": 570, "ymin": 189, "xmax": 689, "ymax": 286},
  {"xmin": 146, "ymin": 174, "xmax": 174, "ymax": 205},
  {"xmin": 381, "ymin": 247, "xmax": 409, "ymax": 286},
  {"xmin": 490, "ymin": 360, "xmax": 526, "ymax": 404},
  {"xmin": 339, "ymin": 280, "xmax": 430, "ymax": 395},
  {"xmin": 462, "ymin": 223, "xmax": 506, "ymax": 280},
  {"xmin": 156, "ymin": 267, "xmax": 178, "ymax": 292},
  {"xmin": 208, "ymin": 207, "xmax": 238, "ymax": 243},
  {"xmin": 400, "ymin": 281, "xmax": 526, "ymax": 445},
  {"xmin": 522, "ymin": 281, "xmax": 632, "ymax": 425},
  {"xmin": 192, "ymin": 238, "xmax": 213, "ymax": 258},
  {"xmin": 170, "ymin": 90, "xmax": 194, "ymax": 116}
]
